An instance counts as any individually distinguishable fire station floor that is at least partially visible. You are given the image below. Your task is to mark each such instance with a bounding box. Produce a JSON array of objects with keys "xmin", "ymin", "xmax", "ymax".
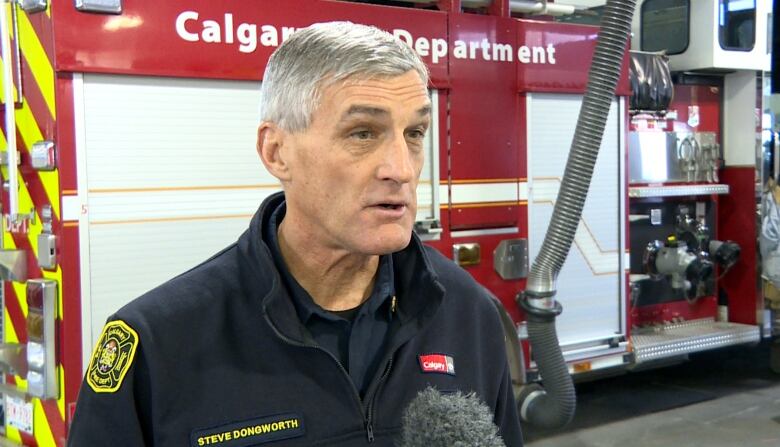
[{"xmin": 524, "ymin": 340, "xmax": 780, "ymax": 447}]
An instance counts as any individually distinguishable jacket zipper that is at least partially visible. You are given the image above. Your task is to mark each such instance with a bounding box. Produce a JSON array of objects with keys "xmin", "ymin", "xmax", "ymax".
[
  {"xmin": 364, "ymin": 358, "xmax": 394, "ymax": 443},
  {"xmin": 264, "ymin": 314, "xmax": 373, "ymax": 440}
]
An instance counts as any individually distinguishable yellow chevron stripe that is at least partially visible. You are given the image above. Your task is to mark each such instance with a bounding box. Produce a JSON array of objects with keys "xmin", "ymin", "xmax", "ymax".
[
  {"xmin": 58, "ymin": 365, "xmax": 65, "ymax": 419},
  {"xmin": 17, "ymin": 10, "xmax": 55, "ymax": 116},
  {"xmin": 4, "ymin": 306, "xmax": 19, "ymax": 345},
  {"xmin": 15, "ymin": 99, "xmax": 61, "ymax": 220},
  {"xmin": 0, "ymin": 92, "xmax": 60, "ymax": 221},
  {"xmin": 5, "ymin": 425, "xmax": 22, "ymax": 444},
  {"xmin": 34, "ymin": 399, "xmax": 56, "ymax": 447}
]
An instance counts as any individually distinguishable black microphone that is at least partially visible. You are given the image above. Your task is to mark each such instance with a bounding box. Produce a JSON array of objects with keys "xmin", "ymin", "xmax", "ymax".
[{"xmin": 400, "ymin": 387, "xmax": 506, "ymax": 447}]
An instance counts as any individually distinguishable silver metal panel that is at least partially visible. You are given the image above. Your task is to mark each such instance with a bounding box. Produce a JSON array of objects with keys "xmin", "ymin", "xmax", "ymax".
[
  {"xmin": 632, "ymin": 318, "xmax": 760, "ymax": 363},
  {"xmin": 0, "ymin": 250, "xmax": 27, "ymax": 282},
  {"xmin": 493, "ymin": 239, "xmax": 528, "ymax": 280},
  {"xmin": 629, "ymin": 131, "xmax": 685, "ymax": 183},
  {"xmin": 629, "ymin": 131, "xmax": 720, "ymax": 184},
  {"xmin": 628, "ymin": 184, "xmax": 730, "ymax": 198},
  {"xmin": 75, "ymin": 0, "xmax": 121, "ymax": 14}
]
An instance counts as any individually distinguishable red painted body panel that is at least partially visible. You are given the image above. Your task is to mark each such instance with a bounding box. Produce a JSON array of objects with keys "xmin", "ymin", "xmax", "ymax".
[
  {"xmin": 631, "ymin": 297, "xmax": 717, "ymax": 327},
  {"xmin": 448, "ymin": 13, "xmax": 519, "ymax": 180},
  {"xmin": 670, "ymin": 84, "xmax": 721, "ymax": 135},
  {"xmin": 448, "ymin": 13, "xmax": 519, "ymax": 229},
  {"xmin": 719, "ymin": 166, "xmax": 759, "ymax": 325},
  {"xmin": 51, "ymin": 0, "xmax": 449, "ymax": 85},
  {"xmin": 517, "ymin": 20, "xmax": 631, "ymax": 95}
]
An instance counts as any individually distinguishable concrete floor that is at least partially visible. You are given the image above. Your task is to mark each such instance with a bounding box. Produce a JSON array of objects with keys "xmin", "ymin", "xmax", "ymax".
[{"xmin": 524, "ymin": 341, "xmax": 780, "ymax": 447}]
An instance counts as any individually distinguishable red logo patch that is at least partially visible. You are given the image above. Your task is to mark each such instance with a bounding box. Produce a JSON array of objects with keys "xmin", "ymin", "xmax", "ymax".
[{"xmin": 418, "ymin": 354, "xmax": 455, "ymax": 375}]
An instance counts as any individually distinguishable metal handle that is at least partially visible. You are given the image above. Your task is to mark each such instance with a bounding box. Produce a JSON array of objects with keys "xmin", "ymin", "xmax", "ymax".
[
  {"xmin": 774, "ymin": 132, "xmax": 779, "ymax": 181},
  {"xmin": 1, "ymin": 0, "xmax": 23, "ymax": 107},
  {"xmin": 11, "ymin": 0, "xmax": 24, "ymax": 107},
  {"xmin": 1, "ymin": 0, "xmax": 20, "ymax": 222}
]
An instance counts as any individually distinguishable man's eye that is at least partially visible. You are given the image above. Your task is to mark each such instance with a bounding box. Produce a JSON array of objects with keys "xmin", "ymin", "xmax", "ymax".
[
  {"xmin": 406, "ymin": 129, "xmax": 426, "ymax": 140},
  {"xmin": 350, "ymin": 130, "xmax": 375, "ymax": 140}
]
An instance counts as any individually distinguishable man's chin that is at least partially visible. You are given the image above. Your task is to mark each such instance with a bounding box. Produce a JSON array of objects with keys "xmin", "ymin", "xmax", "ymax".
[{"xmin": 364, "ymin": 228, "xmax": 414, "ymax": 255}]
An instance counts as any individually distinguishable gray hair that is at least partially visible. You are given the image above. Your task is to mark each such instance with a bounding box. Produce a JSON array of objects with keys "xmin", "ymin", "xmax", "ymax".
[{"xmin": 259, "ymin": 21, "xmax": 429, "ymax": 132}]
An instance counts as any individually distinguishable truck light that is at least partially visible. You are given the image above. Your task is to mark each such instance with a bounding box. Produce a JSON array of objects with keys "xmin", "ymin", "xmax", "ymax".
[
  {"xmin": 25, "ymin": 279, "xmax": 58, "ymax": 400},
  {"xmin": 26, "ymin": 313, "xmax": 43, "ymax": 341},
  {"xmin": 453, "ymin": 243, "xmax": 481, "ymax": 267},
  {"xmin": 572, "ymin": 361, "xmax": 592, "ymax": 373}
]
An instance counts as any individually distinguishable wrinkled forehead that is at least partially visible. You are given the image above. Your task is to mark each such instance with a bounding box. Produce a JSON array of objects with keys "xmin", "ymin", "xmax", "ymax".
[{"xmin": 316, "ymin": 71, "xmax": 430, "ymax": 114}]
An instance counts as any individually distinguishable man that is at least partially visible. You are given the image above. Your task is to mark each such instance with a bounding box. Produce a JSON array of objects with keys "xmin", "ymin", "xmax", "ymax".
[{"xmin": 69, "ymin": 22, "xmax": 523, "ymax": 446}]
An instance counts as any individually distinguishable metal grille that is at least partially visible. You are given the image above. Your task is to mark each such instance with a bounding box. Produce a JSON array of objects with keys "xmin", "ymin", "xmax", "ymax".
[{"xmin": 632, "ymin": 318, "xmax": 760, "ymax": 363}]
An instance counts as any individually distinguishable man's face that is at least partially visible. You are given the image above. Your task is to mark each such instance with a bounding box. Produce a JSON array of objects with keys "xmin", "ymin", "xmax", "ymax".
[{"xmin": 281, "ymin": 70, "xmax": 431, "ymax": 255}]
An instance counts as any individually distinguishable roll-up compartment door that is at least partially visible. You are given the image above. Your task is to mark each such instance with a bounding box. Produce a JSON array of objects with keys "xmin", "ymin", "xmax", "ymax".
[{"xmin": 75, "ymin": 75, "xmax": 439, "ymax": 367}]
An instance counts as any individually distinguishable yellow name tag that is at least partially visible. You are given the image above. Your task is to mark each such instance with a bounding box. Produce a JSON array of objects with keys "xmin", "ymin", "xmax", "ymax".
[{"xmin": 191, "ymin": 413, "xmax": 305, "ymax": 446}]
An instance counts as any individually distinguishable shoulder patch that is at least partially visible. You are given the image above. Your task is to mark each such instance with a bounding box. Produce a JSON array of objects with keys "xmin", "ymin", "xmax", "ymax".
[{"xmin": 86, "ymin": 320, "xmax": 139, "ymax": 393}]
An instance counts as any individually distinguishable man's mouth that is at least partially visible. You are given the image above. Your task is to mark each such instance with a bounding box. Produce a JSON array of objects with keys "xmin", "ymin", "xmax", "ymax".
[{"xmin": 377, "ymin": 203, "xmax": 404, "ymax": 210}]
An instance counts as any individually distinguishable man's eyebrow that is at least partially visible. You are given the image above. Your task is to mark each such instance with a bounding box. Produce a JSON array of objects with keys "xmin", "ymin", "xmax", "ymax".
[
  {"xmin": 340, "ymin": 104, "xmax": 432, "ymax": 120},
  {"xmin": 343, "ymin": 105, "xmax": 390, "ymax": 118}
]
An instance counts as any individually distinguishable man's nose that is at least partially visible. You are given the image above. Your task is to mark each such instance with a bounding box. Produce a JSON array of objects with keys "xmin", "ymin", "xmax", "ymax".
[{"xmin": 378, "ymin": 132, "xmax": 416, "ymax": 184}]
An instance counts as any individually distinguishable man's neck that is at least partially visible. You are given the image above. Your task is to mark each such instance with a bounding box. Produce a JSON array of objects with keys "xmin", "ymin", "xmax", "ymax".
[{"xmin": 277, "ymin": 217, "xmax": 379, "ymax": 311}]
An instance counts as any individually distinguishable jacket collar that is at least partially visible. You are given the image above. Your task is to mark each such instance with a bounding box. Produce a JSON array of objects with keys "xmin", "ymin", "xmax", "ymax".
[{"xmin": 238, "ymin": 191, "xmax": 445, "ymax": 344}]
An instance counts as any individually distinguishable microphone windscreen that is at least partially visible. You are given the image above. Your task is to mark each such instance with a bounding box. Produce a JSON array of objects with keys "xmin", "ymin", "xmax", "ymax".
[{"xmin": 400, "ymin": 387, "xmax": 506, "ymax": 447}]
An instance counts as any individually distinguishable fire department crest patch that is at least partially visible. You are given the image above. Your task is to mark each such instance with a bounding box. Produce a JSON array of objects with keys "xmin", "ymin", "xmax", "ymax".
[{"xmin": 86, "ymin": 320, "xmax": 139, "ymax": 393}]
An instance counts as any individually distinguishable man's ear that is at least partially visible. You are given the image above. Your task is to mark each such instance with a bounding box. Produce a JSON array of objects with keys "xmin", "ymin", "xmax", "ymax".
[{"xmin": 257, "ymin": 122, "xmax": 292, "ymax": 181}]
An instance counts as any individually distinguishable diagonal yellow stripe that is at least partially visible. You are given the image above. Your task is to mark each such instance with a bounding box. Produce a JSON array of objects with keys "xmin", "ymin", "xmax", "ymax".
[
  {"xmin": 5, "ymin": 307, "xmax": 19, "ymax": 344},
  {"xmin": 5, "ymin": 424, "xmax": 22, "ymax": 444},
  {"xmin": 1, "ymin": 232, "xmax": 28, "ymax": 319},
  {"xmin": 33, "ymin": 399, "xmax": 57, "ymax": 447},
  {"xmin": 17, "ymin": 9, "xmax": 55, "ymax": 117},
  {"xmin": 14, "ymin": 95, "xmax": 61, "ymax": 220},
  {"xmin": 58, "ymin": 365, "xmax": 65, "ymax": 420},
  {"xmin": 0, "ymin": 80, "xmax": 61, "ymax": 222}
]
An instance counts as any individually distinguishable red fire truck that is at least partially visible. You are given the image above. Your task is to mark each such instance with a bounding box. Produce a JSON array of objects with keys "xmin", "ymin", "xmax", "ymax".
[{"xmin": 0, "ymin": 0, "xmax": 770, "ymax": 444}]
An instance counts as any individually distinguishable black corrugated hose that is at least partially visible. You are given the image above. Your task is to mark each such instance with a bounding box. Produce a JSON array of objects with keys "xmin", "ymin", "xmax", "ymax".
[{"xmin": 516, "ymin": 0, "xmax": 637, "ymax": 429}]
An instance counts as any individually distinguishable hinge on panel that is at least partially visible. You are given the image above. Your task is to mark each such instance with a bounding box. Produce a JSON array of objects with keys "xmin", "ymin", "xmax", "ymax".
[{"xmin": 18, "ymin": 0, "xmax": 47, "ymax": 14}]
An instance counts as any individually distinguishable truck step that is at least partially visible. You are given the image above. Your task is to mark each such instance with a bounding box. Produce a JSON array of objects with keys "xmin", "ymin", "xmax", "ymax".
[{"xmin": 632, "ymin": 318, "xmax": 760, "ymax": 363}]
